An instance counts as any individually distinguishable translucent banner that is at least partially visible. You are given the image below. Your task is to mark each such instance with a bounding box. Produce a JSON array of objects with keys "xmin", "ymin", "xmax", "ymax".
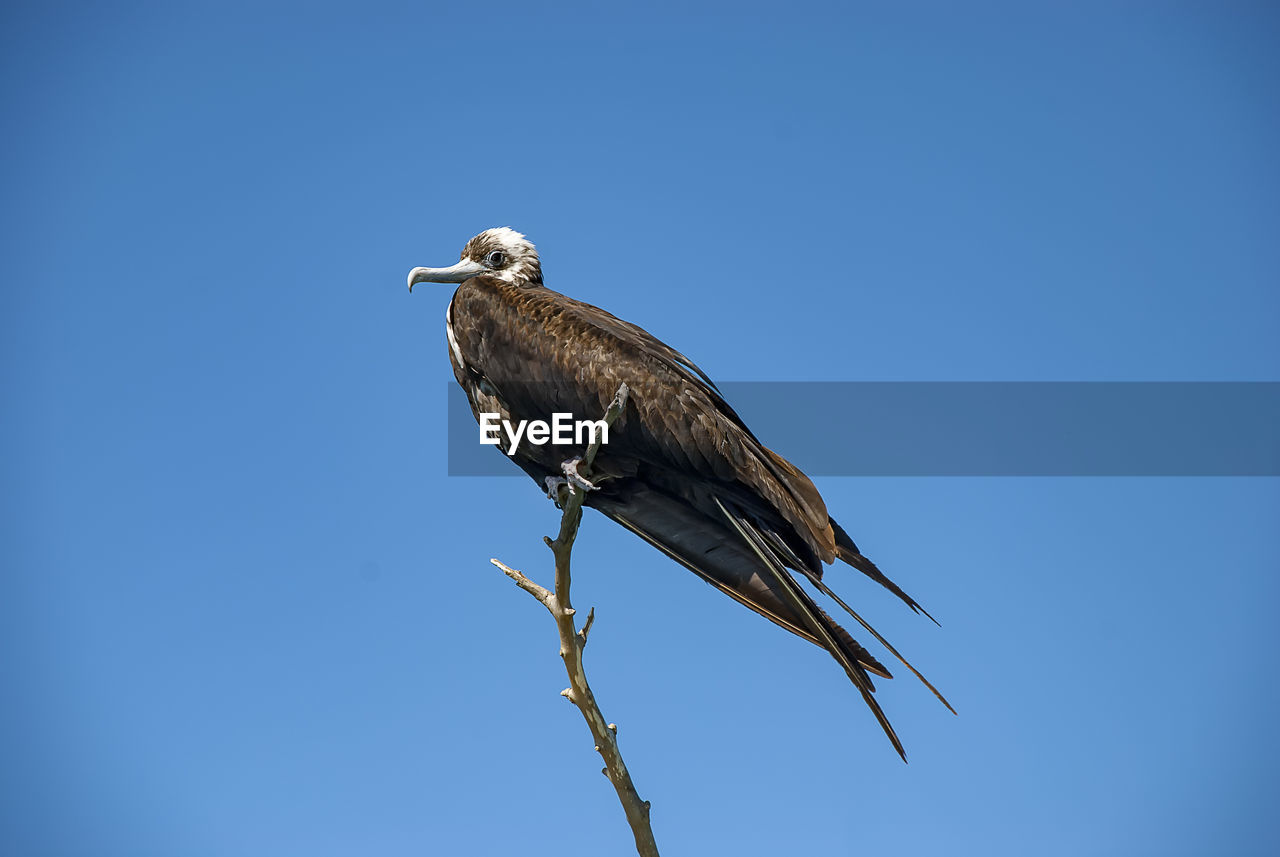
[{"xmin": 445, "ymin": 382, "xmax": 1280, "ymax": 477}]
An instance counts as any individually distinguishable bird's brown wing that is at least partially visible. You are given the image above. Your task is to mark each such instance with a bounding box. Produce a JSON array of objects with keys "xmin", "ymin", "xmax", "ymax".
[{"xmin": 546, "ymin": 291, "xmax": 840, "ymax": 559}]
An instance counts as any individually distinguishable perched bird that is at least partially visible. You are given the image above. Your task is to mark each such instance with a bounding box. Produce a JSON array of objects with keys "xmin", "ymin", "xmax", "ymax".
[{"xmin": 409, "ymin": 228, "xmax": 951, "ymax": 759}]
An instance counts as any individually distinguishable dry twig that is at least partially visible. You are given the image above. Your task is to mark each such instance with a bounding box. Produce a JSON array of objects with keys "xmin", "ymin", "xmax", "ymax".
[{"xmin": 490, "ymin": 384, "xmax": 659, "ymax": 857}]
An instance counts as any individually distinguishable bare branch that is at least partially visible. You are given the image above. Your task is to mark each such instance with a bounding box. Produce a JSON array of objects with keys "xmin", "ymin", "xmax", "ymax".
[
  {"xmin": 582, "ymin": 383, "xmax": 629, "ymax": 472},
  {"xmin": 491, "ymin": 383, "xmax": 658, "ymax": 857},
  {"xmin": 489, "ymin": 558, "xmax": 553, "ymax": 608}
]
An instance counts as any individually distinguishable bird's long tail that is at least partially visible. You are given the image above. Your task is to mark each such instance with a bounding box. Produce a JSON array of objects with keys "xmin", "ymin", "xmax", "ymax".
[
  {"xmin": 587, "ymin": 482, "xmax": 951, "ymax": 760},
  {"xmin": 831, "ymin": 519, "xmax": 940, "ymax": 626},
  {"xmin": 712, "ymin": 497, "xmax": 908, "ymax": 760}
]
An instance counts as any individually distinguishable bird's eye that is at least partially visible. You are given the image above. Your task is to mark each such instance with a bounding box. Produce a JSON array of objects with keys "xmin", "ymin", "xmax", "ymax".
[{"xmin": 485, "ymin": 250, "xmax": 506, "ymax": 267}]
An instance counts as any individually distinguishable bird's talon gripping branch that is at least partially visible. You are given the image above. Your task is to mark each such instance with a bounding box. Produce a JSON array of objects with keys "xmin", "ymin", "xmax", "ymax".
[
  {"xmin": 544, "ymin": 475, "xmax": 570, "ymax": 504},
  {"xmin": 561, "ymin": 456, "xmax": 599, "ymax": 493}
]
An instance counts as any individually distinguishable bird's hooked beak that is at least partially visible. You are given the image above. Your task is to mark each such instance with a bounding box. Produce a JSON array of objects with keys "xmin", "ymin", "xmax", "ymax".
[{"xmin": 407, "ymin": 259, "xmax": 487, "ymax": 292}]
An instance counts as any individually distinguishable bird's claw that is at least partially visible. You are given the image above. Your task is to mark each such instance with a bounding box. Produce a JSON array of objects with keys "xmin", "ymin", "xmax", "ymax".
[
  {"xmin": 561, "ymin": 457, "xmax": 598, "ymax": 493},
  {"xmin": 544, "ymin": 459, "xmax": 596, "ymax": 507},
  {"xmin": 545, "ymin": 475, "xmax": 569, "ymax": 504}
]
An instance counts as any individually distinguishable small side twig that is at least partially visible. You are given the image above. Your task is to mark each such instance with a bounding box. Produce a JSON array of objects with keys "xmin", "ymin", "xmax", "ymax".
[{"xmin": 490, "ymin": 384, "xmax": 659, "ymax": 857}]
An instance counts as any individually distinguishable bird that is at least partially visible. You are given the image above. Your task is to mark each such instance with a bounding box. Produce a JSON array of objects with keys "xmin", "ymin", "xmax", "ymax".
[{"xmin": 408, "ymin": 227, "xmax": 951, "ymax": 759}]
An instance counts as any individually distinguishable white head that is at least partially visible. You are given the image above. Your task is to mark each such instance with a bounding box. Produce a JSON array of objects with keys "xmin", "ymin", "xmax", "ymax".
[{"xmin": 407, "ymin": 227, "xmax": 543, "ymax": 291}]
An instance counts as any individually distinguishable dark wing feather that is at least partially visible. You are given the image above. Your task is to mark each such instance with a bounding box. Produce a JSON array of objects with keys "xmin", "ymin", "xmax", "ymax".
[
  {"xmin": 711, "ymin": 497, "xmax": 907, "ymax": 761},
  {"xmin": 831, "ymin": 519, "xmax": 939, "ymax": 624},
  {"xmin": 588, "ymin": 484, "xmax": 819, "ymax": 643},
  {"xmin": 553, "ymin": 291, "xmax": 842, "ymax": 559},
  {"xmin": 554, "ymin": 294, "xmax": 723, "ymax": 394}
]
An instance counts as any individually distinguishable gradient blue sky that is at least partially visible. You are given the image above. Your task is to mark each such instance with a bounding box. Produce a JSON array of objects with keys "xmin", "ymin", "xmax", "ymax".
[{"xmin": 4, "ymin": 2, "xmax": 1278, "ymax": 855}]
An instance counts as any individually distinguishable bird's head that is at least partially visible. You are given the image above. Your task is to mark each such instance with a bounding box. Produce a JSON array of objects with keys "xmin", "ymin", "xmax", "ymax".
[{"xmin": 407, "ymin": 227, "xmax": 543, "ymax": 291}]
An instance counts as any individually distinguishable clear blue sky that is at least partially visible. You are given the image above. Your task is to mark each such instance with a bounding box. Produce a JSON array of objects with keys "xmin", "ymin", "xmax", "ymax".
[{"xmin": 4, "ymin": 2, "xmax": 1278, "ymax": 855}]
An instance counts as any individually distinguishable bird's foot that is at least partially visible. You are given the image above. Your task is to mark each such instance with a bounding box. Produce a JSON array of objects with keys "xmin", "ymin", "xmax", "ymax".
[
  {"xmin": 561, "ymin": 457, "xmax": 598, "ymax": 493},
  {"xmin": 544, "ymin": 458, "xmax": 599, "ymax": 507},
  {"xmin": 544, "ymin": 475, "xmax": 570, "ymax": 505}
]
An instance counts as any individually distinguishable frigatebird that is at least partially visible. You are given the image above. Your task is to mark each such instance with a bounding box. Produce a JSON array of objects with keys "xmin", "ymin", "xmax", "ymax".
[{"xmin": 409, "ymin": 228, "xmax": 951, "ymax": 759}]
